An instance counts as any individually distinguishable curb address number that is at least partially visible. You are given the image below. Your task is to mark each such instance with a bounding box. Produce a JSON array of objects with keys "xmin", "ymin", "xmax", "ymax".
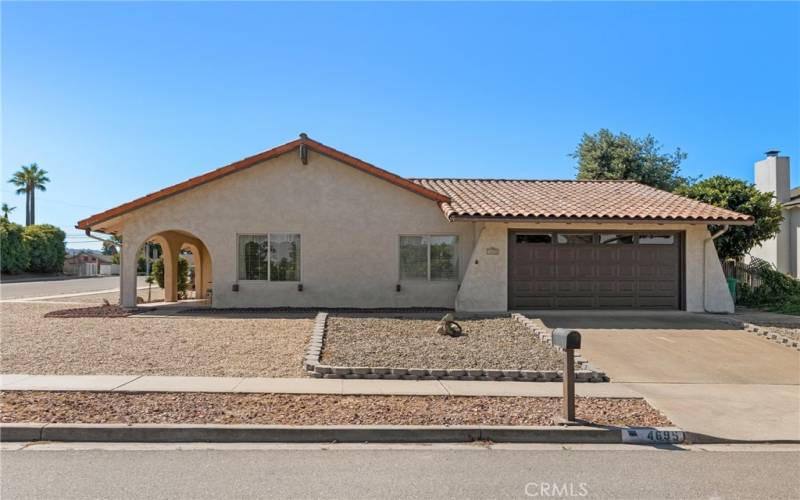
[{"xmin": 622, "ymin": 428, "xmax": 685, "ymax": 444}]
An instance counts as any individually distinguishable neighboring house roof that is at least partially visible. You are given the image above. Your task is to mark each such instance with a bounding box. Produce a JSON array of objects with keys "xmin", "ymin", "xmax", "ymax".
[
  {"xmin": 77, "ymin": 135, "xmax": 753, "ymax": 229},
  {"xmin": 413, "ymin": 178, "xmax": 753, "ymax": 224},
  {"xmin": 76, "ymin": 135, "xmax": 449, "ymax": 230},
  {"xmin": 785, "ymin": 187, "xmax": 800, "ymax": 208}
]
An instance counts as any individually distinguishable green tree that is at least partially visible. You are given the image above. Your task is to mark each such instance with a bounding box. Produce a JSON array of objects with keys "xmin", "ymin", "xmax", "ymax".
[
  {"xmin": 1, "ymin": 203, "xmax": 15, "ymax": 222},
  {"xmin": 677, "ymin": 176, "xmax": 784, "ymax": 259},
  {"xmin": 150, "ymin": 257, "xmax": 189, "ymax": 298},
  {"xmin": 572, "ymin": 129, "xmax": 690, "ymax": 191},
  {"xmin": 0, "ymin": 221, "xmax": 30, "ymax": 273},
  {"xmin": 8, "ymin": 163, "xmax": 50, "ymax": 225},
  {"xmin": 22, "ymin": 224, "xmax": 66, "ymax": 273}
]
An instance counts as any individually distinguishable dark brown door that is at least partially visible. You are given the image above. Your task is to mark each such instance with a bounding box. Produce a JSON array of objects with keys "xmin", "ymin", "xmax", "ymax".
[{"xmin": 508, "ymin": 231, "xmax": 682, "ymax": 309}]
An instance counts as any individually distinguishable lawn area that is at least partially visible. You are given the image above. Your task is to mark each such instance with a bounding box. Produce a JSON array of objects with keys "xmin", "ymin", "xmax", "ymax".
[
  {"xmin": 322, "ymin": 315, "xmax": 568, "ymax": 370},
  {"xmin": 0, "ymin": 302, "xmax": 312, "ymax": 377}
]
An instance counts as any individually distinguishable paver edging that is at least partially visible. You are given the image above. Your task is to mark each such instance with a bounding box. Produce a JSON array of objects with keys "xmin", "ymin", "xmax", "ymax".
[
  {"xmin": 714, "ymin": 316, "xmax": 800, "ymax": 351},
  {"xmin": 511, "ymin": 313, "xmax": 609, "ymax": 383},
  {"xmin": 302, "ymin": 312, "xmax": 606, "ymax": 382}
]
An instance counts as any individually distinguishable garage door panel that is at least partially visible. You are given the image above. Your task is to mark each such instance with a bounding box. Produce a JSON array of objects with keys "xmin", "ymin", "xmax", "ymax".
[
  {"xmin": 597, "ymin": 296, "xmax": 636, "ymax": 308},
  {"xmin": 555, "ymin": 296, "xmax": 595, "ymax": 308},
  {"xmin": 509, "ymin": 232, "xmax": 681, "ymax": 310}
]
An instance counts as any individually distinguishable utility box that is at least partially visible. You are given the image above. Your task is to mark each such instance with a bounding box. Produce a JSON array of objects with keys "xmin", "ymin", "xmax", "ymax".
[{"xmin": 552, "ymin": 328, "xmax": 581, "ymax": 350}]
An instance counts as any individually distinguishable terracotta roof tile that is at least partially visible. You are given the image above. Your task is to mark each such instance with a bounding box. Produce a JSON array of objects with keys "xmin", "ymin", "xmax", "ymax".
[{"xmin": 412, "ymin": 179, "xmax": 753, "ymax": 224}]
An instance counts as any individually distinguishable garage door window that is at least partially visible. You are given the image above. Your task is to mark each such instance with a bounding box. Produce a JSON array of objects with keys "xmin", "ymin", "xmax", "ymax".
[
  {"xmin": 516, "ymin": 233, "xmax": 552, "ymax": 244},
  {"xmin": 639, "ymin": 234, "xmax": 675, "ymax": 245},
  {"xmin": 599, "ymin": 234, "xmax": 635, "ymax": 245},
  {"xmin": 557, "ymin": 233, "xmax": 594, "ymax": 245}
]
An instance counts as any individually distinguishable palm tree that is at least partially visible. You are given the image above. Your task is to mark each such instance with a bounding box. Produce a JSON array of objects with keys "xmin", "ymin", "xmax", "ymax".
[
  {"xmin": 8, "ymin": 163, "xmax": 50, "ymax": 225},
  {"xmin": 1, "ymin": 203, "xmax": 15, "ymax": 222}
]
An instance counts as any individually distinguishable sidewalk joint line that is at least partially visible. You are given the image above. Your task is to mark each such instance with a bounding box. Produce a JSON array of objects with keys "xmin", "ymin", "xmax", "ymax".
[{"xmin": 111, "ymin": 375, "xmax": 143, "ymax": 391}]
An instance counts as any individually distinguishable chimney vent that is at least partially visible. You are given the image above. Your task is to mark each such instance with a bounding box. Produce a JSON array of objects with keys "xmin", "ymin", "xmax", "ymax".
[{"xmin": 765, "ymin": 150, "xmax": 780, "ymax": 157}]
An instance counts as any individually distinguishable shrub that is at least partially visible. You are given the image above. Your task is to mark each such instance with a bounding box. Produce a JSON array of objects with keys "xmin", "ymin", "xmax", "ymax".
[
  {"xmin": 150, "ymin": 257, "xmax": 189, "ymax": 298},
  {"xmin": 737, "ymin": 260, "xmax": 800, "ymax": 315},
  {"xmin": 22, "ymin": 224, "xmax": 65, "ymax": 273},
  {"xmin": 0, "ymin": 221, "xmax": 30, "ymax": 273}
]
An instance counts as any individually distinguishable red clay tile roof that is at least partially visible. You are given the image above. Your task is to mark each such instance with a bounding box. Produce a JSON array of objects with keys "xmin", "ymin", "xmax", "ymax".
[
  {"xmin": 413, "ymin": 179, "xmax": 753, "ymax": 224},
  {"xmin": 77, "ymin": 135, "xmax": 753, "ymax": 229},
  {"xmin": 76, "ymin": 135, "xmax": 449, "ymax": 230}
]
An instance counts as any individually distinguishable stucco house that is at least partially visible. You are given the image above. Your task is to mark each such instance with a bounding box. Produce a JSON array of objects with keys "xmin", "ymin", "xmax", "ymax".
[
  {"xmin": 76, "ymin": 134, "xmax": 751, "ymax": 313},
  {"xmin": 749, "ymin": 151, "xmax": 798, "ymax": 277}
]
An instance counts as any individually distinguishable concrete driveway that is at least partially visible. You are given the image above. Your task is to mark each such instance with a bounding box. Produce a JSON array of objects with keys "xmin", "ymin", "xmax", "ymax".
[
  {"xmin": 535, "ymin": 311, "xmax": 800, "ymax": 385},
  {"xmin": 530, "ymin": 310, "xmax": 800, "ymax": 441}
]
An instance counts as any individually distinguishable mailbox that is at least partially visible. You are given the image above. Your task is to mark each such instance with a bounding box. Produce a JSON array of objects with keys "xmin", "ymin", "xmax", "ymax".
[{"xmin": 552, "ymin": 328, "xmax": 581, "ymax": 350}]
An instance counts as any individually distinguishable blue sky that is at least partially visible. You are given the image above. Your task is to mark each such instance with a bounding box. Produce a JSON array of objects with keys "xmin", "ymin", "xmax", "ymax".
[{"xmin": 2, "ymin": 1, "xmax": 798, "ymax": 249}]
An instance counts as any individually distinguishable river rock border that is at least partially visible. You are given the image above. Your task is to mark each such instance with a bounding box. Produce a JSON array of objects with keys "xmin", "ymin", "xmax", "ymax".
[
  {"xmin": 303, "ymin": 312, "xmax": 607, "ymax": 382},
  {"xmin": 714, "ymin": 316, "xmax": 800, "ymax": 351}
]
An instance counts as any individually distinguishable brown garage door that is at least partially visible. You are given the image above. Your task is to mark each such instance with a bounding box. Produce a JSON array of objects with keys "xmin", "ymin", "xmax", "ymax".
[{"xmin": 508, "ymin": 231, "xmax": 682, "ymax": 310}]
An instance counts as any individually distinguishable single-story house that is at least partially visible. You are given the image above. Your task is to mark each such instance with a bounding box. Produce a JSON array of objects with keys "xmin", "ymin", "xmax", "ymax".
[
  {"xmin": 63, "ymin": 251, "xmax": 115, "ymax": 277},
  {"xmin": 749, "ymin": 151, "xmax": 798, "ymax": 277},
  {"xmin": 76, "ymin": 134, "xmax": 752, "ymax": 312}
]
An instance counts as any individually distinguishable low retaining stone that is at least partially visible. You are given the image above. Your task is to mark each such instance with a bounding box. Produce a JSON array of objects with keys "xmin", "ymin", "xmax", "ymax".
[{"xmin": 715, "ymin": 316, "xmax": 800, "ymax": 351}]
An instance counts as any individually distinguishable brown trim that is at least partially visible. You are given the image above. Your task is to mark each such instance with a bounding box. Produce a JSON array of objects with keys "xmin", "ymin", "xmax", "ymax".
[
  {"xmin": 451, "ymin": 215, "xmax": 753, "ymax": 225},
  {"xmin": 76, "ymin": 136, "xmax": 450, "ymax": 230}
]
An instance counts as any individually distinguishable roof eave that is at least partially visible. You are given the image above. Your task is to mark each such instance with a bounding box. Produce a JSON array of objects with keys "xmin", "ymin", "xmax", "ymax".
[
  {"xmin": 76, "ymin": 136, "xmax": 450, "ymax": 230},
  {"xmin": 447, "ymin": 215, "xmax": 755, "ymax": 226}
]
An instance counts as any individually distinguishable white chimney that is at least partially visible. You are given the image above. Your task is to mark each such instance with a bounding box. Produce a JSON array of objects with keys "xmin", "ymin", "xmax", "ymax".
[
  {"xmin": 750, "ymin": 150, "xmax": 791, "ymax": 274},
  {"xmin": 755, "ymin": 150, "xmax": 790, "ymax": 203}
]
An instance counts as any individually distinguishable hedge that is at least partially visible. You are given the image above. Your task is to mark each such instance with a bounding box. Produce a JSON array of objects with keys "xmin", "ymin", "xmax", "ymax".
[
  {"xmin": 0, "ymin": 221, "xmax": 30, "ymax": 274},
  {"xmin": 22, "ymin": 224, "xmax": 66, "ymax": 273}
]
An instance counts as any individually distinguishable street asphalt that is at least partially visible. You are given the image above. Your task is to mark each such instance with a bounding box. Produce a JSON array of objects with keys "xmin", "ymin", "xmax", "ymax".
[
  {"xmin": 1, "ymin": 443, "xmax": 798, "ymax": 499},
  {"xmin": 0, "ymin": 275, "xmax": 147, "ymax": 300}
]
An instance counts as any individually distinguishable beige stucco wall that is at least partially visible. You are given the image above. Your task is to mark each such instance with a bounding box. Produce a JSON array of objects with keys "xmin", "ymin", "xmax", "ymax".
[
  {"xmin": 114, "ymin": 149, "xmax": 474, "ymax": 308},
  {"xmin": 454, "ymin": 221, "xmax": 734, "ymax": 313}
]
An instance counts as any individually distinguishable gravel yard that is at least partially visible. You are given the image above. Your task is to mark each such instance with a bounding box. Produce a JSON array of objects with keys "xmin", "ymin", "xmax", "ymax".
[
  {"xmin": 0, "ymin": 391, "xmax": 671, "ymax": 427},
  {"xmin": 40, "ymin": 288, "xmax": 166, "ymax": 305},
  {"xmin": 1, "ymin": 302, "xmax": 312, "ymax": 377},
  {"xmin": 323, "ymin": 316, "xmax": 568, "ymax": 370}
]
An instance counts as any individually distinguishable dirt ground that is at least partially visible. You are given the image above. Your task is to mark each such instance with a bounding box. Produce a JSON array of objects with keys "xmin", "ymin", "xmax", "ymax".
[
  {"xmin": 0, "ymin": 302, "xmax": 313, "ymax": 377},
  {"xmin": 0, "ymin": 391, "xmax": 672, "ymax": 427}
]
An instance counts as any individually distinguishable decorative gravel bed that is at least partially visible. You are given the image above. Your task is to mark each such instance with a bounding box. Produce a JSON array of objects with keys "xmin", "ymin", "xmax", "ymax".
[
  {"xmin": 768, "ymin": 327, "xmax": 800, "ymax": 342},
  {"xmin": 0, "ymin": 391, "xmax": 672, "ymax": 427},
  {"xmin": 322, "ymin": 316, "xmax": 569, "ymax": 371},
  {"xmin": 1, "ymin": 302, "xmax": 312, "ymax": 377}
]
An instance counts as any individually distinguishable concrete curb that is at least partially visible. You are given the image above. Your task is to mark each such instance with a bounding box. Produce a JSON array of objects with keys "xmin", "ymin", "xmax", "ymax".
[{"xmin": 1, "ymin": 423, "xmax": 641, "ymax": 444}]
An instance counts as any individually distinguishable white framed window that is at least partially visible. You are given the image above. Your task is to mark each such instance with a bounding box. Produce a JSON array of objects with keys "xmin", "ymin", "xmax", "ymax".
[
  {"xmin": 238, "ymin": 233, "xmax": 301, "ymax": 281},
  {"xmin": 399, "ymin": 235, "xmax": 458, "ymax": 281}
]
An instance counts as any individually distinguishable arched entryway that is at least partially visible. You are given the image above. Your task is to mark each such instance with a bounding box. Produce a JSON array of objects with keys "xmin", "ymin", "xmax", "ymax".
[{"xmin": 121, "ymin": 229, "xmax": 212, "ymax": 307}]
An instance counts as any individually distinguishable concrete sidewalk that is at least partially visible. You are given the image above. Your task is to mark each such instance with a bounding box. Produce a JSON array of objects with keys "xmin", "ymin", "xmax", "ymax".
[{"xmin": 0, "ymin": 374, "xmax": 637, "ymax": 398}]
